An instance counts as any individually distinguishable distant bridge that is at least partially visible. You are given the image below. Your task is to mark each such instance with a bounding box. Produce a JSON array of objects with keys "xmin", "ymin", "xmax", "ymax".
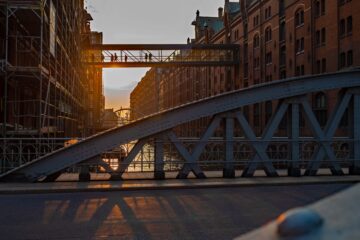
[
  {"xmin": 1, "ymin": 69, "xmax": 360, "ymax": 182},
  {"xmin": 84, "ymin": 44, "xmax": 240, "ymax": 68}
]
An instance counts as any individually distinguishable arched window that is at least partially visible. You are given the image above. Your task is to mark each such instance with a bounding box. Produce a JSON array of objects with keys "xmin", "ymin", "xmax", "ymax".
[
  {"xmin": 313, "ymin": 92, "xmax": 327, "ymax": 126},
  {"xmin": 265, "ymin": 27, "xmax": 272, "ymax": 42},
  {"xmin": 295, "ymin": 9, "xmax": 304, "ymax": 27},
  {"xmin": 253, "ymin": 34, "xmax": 260, "ymax": 48}
]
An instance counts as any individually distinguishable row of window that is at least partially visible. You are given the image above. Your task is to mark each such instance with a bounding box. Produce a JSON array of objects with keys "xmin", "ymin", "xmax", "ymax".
[
  {"xmin": 265, "ymin": 27, "xmax": 272, "ymax": 42},
  {"xmin": 295, "ymin": 37, "xmax": 305, "ymax": 54},
  {"xmin": 339, "ymin": 16, "xmax": 352, "ymax": 37},
  {"xmin": 253, "ymin": 53, "xmax": 273, "ymax": 67},
  {"xmin": 253, "ymin": 27, "xmax": 272, "ymax": 48},
  {"xmin": 253, "ymin": 14, "xmax": 353, "ymax": 49},
  {"xmin": 233, "ymin": 29, "xmax": 240, "ymax": 41},
  {"xmin": 339, "ymin": 0, "xmax": 352, "ymax": 6},
  {"xmin": 315, "ymin": 28, "xmax": 326, "ymax": 47},
  {"xmin": 252, "ymin": 2, "xmax": 350, "ymax": 32},
  {"xmin": 251, "ymin": 53, "xmax": 353, "ymax": 76},
  {"xmin": 245, "ymin": 93, "xmax": 351, "ymax": 129},
  {"xmin": 315, "ymin": 0, "xmax": 326, "ymax": 17},
  {"xmin": 252, "ymin": 6, "xmax": 272, "ymax": 27},
  {"xmin": 316, "ymin": 58, "xmax": 327, "ymax": 74},
  {"xmin": 254, "ymin": 57, "xmax": 260, "ymax": 68},
  {"xmin": 339, "ymin": 50, "xmax": 353, "ymax": 69},
  {"xmin": 252, "ymin": 93, "xmax": 329, "ymax": 128},
  {"xmin": 253, "ymin": 15, "xmax": 260, "ymax": 27},
  {"xmin": 295, "ymin": 9, "xmax": 304, "ymax": 27},
  {"xmin": 265, "ymin": 52, "xmax": 272, "ymax": 64},
  {"xmin": 252, "ymin": 51, "xmax": 353, "ymax": 72},
  {"xmin": 265, "ymin": 75, "xmax": 273, "ymax": 82},
  {"xmin": 295, "ymin": 65, "xmax": 305, "ymax": 76},
  {"xmin": 265, "ymin": 6, "xmax": 272, "ymax": 20}
]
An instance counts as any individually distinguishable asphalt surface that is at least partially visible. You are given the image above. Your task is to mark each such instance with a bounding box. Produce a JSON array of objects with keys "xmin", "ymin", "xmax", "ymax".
[{"xmin": 0, "ymin": 184, "xmax": 351, "ymax": 240}]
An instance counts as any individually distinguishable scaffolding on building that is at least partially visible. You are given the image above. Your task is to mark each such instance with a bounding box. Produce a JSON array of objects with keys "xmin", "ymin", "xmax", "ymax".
[{"xmin": 0, "ymin": 0, "xmax": 104, "ymax": 172}]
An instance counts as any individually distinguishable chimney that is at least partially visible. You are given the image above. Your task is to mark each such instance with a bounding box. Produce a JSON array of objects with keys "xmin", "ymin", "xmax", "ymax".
[
  {"xmin": 196, "ymin": 10, "xmax": 200, "ymax": 18},
  {"xmin": 218, "ymin": 7, "xmax": 223, "ymax": 19},
  {"xmin": 239, "ymin": 0, "xmax": 247, "ymax": 19},
  {"xmin": 225, "ymin": 0, "xmax": 229, "ymax": 4}
]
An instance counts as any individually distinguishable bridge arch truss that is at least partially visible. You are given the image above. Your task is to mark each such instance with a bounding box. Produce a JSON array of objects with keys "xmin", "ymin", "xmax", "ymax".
[{"xmin": 1, "ymin": 70, "xmax": 360, "ymax": 182}]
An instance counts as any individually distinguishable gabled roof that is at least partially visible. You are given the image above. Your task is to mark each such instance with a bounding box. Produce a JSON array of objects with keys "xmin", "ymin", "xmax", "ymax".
[
  {"xmin": 225, "ymin": 1, "xmax": 240, "ymax": 15},
  {"xmin": 192, "ymin": 16, "xmax": 224, "ymax": 34}
]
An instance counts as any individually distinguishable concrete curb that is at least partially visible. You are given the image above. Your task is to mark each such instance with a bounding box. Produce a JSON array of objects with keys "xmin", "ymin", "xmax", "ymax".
[{"xmin": 0, "ymin": 176, "xmax": 359, "ymax": 194}]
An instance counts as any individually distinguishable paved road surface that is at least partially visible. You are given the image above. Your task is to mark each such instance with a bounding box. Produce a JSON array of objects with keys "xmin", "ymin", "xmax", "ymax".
[{"xmin": 0, "ymin": 184, "xmax": 351, "ymax": 240}]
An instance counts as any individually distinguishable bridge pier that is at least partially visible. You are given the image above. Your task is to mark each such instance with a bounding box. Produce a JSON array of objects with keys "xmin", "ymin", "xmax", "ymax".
[
  {"xmin": 110, "ymin": 173, "xmax": 123, "ymax": 181},
  {"xmin": 79, "ymin": 165, "xmax": 91, "ymax": 182}
]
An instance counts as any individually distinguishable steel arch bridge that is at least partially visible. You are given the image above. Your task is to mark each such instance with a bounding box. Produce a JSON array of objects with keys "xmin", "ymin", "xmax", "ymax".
[{"xmin": 1, "ymin": 69, "xmax": 360, "ymax": 182}]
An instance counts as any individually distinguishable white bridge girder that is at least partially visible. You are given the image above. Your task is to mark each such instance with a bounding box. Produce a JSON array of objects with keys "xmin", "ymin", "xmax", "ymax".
[{"xmin": 1, "ymin": 70, "xmax": 360, "ymax": 182}]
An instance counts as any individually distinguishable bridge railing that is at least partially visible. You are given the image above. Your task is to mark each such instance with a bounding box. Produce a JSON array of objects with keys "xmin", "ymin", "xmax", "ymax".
[
  {"xmin": 1, "ymin": 137, "xmax": 355, "ymax": 176},
  {"xmin": 56, "ymin": 137, "xmax": 356, "ymax": 177},
  {"xmin": 0, "ymin": 138, "xmax": 83, "ymax": 174}
]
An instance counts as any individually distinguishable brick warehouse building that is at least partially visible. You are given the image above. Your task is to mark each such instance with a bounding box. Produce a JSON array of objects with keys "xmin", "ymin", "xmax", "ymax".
[{"xmin": 131, "ymin": 0, "xmax": 358, "ymax": 139}]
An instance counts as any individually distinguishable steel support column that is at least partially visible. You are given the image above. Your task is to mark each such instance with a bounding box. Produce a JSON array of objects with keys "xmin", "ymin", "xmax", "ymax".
[
  {"xmin": 303, "ymin": 93, "xmax": 352, "ymax": 176},
  {"xmin": 167, "ymin": 131, "xmax": 206, "ymax": 179},
  {"xmin": 1, "ymin": 72, "xmax": 7, "ymax": 173},
  {"xmin": 237, "ymin": 101, "xmax": 288, "ymax": 177},
  {"xmin": 223, "ymin": 117, "xmax": 235, "ymax": 178},
  {"xmin": 350, "ymin": 94, "xmax": 360, "ymax": 174},
  {"xmin": 288, "ymin": 103, "xmax": 301, "ymax": 176},
  {"xmin": 168, "ymin": 116, "xmax": 221, "ymax": 179},
  {"xmin": 154, "ymin": 134, "xmax": 165, "ymax": 180},
  {"xmin": 110, "ymin": 139, "xmax": 146, "ymax": 180},
  {"xmin": 2, "ymin": 4, "xmax": 9, "ymax": 173}
]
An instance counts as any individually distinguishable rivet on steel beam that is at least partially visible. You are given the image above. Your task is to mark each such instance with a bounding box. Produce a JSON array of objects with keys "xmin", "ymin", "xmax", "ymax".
[{"xmin": 277, "ymin": 208, "xmax": 323, "ymax": 237}]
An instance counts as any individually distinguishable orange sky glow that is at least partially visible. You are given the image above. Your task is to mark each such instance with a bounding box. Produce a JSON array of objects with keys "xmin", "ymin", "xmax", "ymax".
[{"xmin": 86, "ymin": 0, "xmax": 225, "ymax": 109}]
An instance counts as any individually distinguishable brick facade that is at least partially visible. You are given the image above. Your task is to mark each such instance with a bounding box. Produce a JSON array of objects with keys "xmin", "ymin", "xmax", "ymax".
[{"xmin": 130, "ymin": 0, "xmax": 359, "ymax": 137}]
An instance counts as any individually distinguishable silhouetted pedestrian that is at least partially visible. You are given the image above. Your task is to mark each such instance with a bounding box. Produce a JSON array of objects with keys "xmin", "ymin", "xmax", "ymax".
[
  {"xmin": 149, "ymin": 53, "xmax": 152, "ymax": 62},
  {"xmin": 125, "ymin": 55, "xmax": 128, "ymax": 62},
  {"xmin": 114, "ymin": 53, "xmax": 118, "ymax": 61},
  {"xmin": 145, "ymin": 53, "xmax": 148, "ymax": 62}
]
